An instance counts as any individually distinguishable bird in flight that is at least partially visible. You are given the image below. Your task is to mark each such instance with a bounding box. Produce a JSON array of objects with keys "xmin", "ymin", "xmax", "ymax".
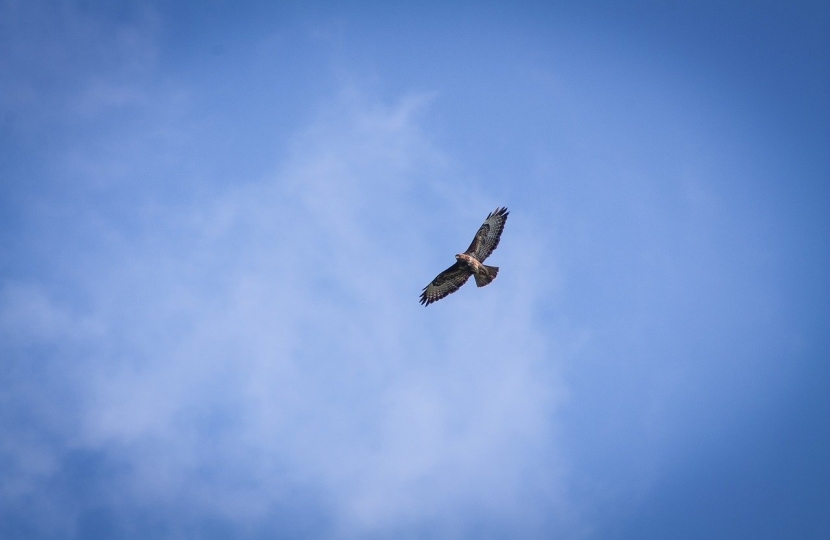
[{"xmin": 420, "ymin": 207, "xmax": 509, "ymax": 306}]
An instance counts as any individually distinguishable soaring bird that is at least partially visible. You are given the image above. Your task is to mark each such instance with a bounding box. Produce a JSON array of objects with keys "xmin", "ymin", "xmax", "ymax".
[{"xmin": 419, "ymin": 207, "xmax": 509, "ymax": 306}]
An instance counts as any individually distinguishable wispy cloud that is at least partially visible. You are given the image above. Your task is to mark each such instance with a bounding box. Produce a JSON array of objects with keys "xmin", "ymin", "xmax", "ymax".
[
  {"xmin": 7, "ymin": 2, "xmax": 823, "ymax": 539},
  {"xmin": 2, "ymin": 79, "xmax": 569, "ymax": 537}
]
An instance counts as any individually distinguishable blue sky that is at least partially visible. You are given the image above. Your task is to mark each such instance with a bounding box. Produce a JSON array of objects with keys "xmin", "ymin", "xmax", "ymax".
[{"xmin": 1, "ymin": 1, "xmax": 828, "ymax": 539}]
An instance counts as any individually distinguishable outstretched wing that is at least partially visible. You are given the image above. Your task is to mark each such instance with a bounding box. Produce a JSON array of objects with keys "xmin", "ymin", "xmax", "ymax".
[
  {"xmin": 419, "ymin": 262, "xmax": 472, "ymax": 306},
  {"xmin": 464, "ymin": 206, "xmax": 509, "ymax": 262}
]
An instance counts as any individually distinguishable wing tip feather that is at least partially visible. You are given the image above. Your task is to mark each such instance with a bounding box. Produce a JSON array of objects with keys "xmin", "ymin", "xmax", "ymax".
[{"xmin": 487, "ymin": 206, "xmax": 509, "ymax": 219}]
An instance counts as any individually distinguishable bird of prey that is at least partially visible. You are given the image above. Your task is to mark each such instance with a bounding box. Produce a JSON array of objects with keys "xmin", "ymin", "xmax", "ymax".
[{"xmin": 419, "ymin": 207, "xmax": 509, "ymax": 306}]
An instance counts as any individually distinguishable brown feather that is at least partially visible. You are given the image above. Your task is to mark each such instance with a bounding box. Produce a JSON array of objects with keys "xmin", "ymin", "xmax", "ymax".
[
  {"xmin": 464, "ymin": 207, "xmax": 509, "ymax": 262},
  {"xmin": 419, "ymin": 207, "xmax": 508, "ymax": 306},
  {"xmin": 419, "ymin": 261, "xmax": 472, "ymax": 306}
]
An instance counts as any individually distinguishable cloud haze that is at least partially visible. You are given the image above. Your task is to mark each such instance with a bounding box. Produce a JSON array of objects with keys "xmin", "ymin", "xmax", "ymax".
[
  {"xmin": 2, "ymin": 82, "xmax": 568, "ymax": 537},
  {"xmin": 1, "ymin": 1, "xmax": 828, "ymax": 539}
]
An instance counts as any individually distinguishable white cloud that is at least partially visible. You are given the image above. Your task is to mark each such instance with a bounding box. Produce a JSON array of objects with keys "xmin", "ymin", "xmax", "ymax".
[
  {"xmin": 32, "ymin": 92, "xmax": 570, "ymax": 536},
  {"xmin": 1, "ymin": 6, "xmax": 570, "ymax": 533}
]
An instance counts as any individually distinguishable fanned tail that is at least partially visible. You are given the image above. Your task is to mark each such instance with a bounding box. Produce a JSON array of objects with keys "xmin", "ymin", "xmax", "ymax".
[{"xmin": 474, "ymin": 265, "xmax": 499, "ymax": 287}]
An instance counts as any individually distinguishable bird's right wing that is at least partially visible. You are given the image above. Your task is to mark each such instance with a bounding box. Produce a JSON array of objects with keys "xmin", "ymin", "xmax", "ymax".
[
  {"xmin": 464, "ymin": 206, "xmax": 509, "ymax": 262},
  {"xmin": 419, "ymin": 261, "xmax": 472, "ymax": 306}
]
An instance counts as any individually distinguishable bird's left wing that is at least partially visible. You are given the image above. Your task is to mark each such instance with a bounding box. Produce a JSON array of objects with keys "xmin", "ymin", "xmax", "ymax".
[
  {"xmin": 464, "ymin": 206, "xmax": 509, "ymax": 262},
  {"xmin": 419, "ymin": 261, "xmax": 472, "ymax": 306}
]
